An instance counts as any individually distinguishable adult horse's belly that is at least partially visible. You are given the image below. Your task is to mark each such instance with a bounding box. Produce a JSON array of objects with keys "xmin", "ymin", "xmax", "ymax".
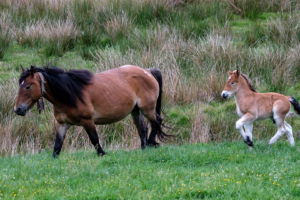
[
  {"xmin": 92, "ymin": 98, "xmax": 136, "ymax": 125},
  {"xmin": 93, "ymin": 111, "xmax": 132, "ymax": 124}
]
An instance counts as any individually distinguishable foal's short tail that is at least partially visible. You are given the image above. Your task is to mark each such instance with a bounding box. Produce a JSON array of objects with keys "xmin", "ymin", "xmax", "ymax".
[
  {"xmin": 149, "ymin": 68, "xmax": 162, "ymax": 116},
  {"xmin": 288, "ymin": 96, "xmax": 300, "ymax": 114}
]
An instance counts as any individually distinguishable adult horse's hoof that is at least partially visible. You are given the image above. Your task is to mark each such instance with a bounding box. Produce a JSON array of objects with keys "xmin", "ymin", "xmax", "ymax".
[
  {"xmin": 52, "ymin": 151, "xmax": 60, "ymax": 158},
  {"xmin": 98, "ymin": 151, "xmax": 106, "ymax": 157},
  {"xmin": 146, "ymin": 141, "xmax": 160, "ymax": 148}
]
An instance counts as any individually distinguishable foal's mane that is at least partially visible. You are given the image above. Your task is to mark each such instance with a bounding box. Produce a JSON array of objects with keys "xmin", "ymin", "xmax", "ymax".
[
  {"xmin": 240, "ymin": 73, "xmax": 258, "ymax": 93},
  {"xmin": 19, "ymin": 65, "xmax": 93, "ymax": 107}
]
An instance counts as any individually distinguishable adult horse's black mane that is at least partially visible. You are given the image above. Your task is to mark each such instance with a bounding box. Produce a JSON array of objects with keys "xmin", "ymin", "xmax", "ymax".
[{"xmin": 19, "ymin": 65, "xmax": 93, "ymax": 107}]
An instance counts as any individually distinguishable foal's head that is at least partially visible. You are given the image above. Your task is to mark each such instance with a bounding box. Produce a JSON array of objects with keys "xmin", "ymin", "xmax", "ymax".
[
  {"xmin": 14, "ymin": 66, "xmax": 42, "ymax": 116},
  {"xmin": 221, "ymin": 70, "xmax": 241, "ymax": 99}
]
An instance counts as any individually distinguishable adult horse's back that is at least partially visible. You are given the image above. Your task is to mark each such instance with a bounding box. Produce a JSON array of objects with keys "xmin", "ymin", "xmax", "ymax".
[{"xmin": 14, "ymin": 65, "xmax": 170, "ymax": 157}]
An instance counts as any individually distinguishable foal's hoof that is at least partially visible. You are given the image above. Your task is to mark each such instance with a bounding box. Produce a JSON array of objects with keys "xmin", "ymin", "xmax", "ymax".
[
  {"xmin": 268, "ymin": 140, "xmax": 273, "ymax": 145},
  {"xmin": 244, "ymin": 136, "xmax": 254, "ymax": 148},
  {"xmin": 247, "ymin": 141, "xmax": 254, "ymax": 148}
]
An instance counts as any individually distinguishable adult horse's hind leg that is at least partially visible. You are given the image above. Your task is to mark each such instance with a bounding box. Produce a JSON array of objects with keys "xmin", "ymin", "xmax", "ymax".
[
  {"xmin": 53, "ymin": 123, "xmax": 71, "ymax": 158},
  {"xmin": 131, "ymin": 105, "xmax": 148, "ymax": 149},
  {"xmin": 83, "ymin": 121, "xmax": 106, "ymax": 156},
  {"xmin": 147, "ymin": 113, "xmax": 168, "ymax": 147},
  {"xmin": 139, "ymin": 107, "xmax": 161, "ymax": 147},
  {"xmin": 147, "ymin": 114, "xmax": 161, "ymax": 147}
]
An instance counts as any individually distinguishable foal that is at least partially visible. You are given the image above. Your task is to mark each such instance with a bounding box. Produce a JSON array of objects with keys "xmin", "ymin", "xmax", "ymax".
[
  {"xmin": 221, "ymin": 70, "xmax": 300, "ymax": 147},
  {"xmin": 14, "ymin": 65, "xmax": 170, "ymax": 157}
]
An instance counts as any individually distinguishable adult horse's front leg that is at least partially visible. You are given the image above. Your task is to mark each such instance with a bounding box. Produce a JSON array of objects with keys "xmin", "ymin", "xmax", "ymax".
[
  {"xmin": 53, "ymin": 123, "xmax": 70, "ymax": 158},
  {"xmin": 83, "ymin": 121, "xmax": 106, "ymax": 156}
]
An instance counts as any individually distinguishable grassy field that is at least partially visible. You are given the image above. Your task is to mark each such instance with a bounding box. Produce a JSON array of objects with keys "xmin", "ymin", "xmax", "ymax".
[
  {"xmin": 1, "ymin": 0, "xmax": 300, "ymax": 155},
  {"xmin": 1, "ymin": 141, "xmax": 300, "ymax": 199},
  {"xmin": 1, "ymin": 1, "xmax": 300, "ymax": 198}
]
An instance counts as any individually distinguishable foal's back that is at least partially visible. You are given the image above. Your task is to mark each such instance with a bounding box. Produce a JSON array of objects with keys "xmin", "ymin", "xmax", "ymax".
[{"xmin": 248, "ymin": 92, "xmax": 291, "ymax": 119}]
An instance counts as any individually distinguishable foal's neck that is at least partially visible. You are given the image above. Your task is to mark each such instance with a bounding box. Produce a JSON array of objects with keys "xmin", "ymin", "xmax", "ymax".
[{"xmin": 235, "ymin": 76, "xmax": 254, "ymax": 100}]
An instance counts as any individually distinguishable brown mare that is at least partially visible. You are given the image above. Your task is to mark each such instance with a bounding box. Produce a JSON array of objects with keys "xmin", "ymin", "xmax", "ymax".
[
  {"xmin": 14, "ymin": 65, "xmax": 170, "ymax": 157},
  {"xmin": 221, "ymin": 70, "xmax": 300, "ymax": 147}
]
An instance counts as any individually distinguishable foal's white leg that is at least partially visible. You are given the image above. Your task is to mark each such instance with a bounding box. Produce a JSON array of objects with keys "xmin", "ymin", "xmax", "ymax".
[
  {"xmin": 268, "ymin": 115, "xmax": 286, "ymax": 145},
  {"xmin": 244, "ymin": 123, "xmax": 254, "ymax": 148},
  {"xmin": 284, "ymin": 121, "xmax": 295, "ymax": 146},
  {"xmin": 268, "ymin": 128, "xmax": 285, "ymax": 145},
  {"xmin": 236, "ymin": 114, "xmax": 255, "ymax": 147},
  {"xmin": 244, "ymin": 123, "xmax": 253, "ymax": 141}
]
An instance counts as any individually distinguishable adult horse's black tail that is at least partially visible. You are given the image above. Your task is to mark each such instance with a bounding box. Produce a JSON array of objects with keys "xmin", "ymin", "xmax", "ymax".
[
  {"xmin": 289, "ymin": 96, "xmax": 300, "ymax": 114},
  {"xmin": 149, "ymin": 68, "xmax": 162, "ymax": 116},
  {"xmin": 148, "ymin": 68, "xmax": 172, "ymax": 143}
]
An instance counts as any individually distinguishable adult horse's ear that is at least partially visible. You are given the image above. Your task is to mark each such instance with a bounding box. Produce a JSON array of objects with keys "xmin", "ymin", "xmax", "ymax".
[
  {"xmin": 228, "ymin": 71, "xmax": 233, "ymax": 75},
  {"xmin": 30, "ymin": 66, "xmax": 35, "ymax": 77},
  {"xmin": 236, "ymin": 70, "xmax": 240, "ymax": 77},
  {"xmin": 21, "ymin": 65, "xmax": 25, "ymax": 72}
]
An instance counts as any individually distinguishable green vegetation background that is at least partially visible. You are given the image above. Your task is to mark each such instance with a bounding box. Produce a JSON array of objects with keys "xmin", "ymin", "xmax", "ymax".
[{"xmin": 1, "ymin": 0, "xmax": 300, "ymax": 199}]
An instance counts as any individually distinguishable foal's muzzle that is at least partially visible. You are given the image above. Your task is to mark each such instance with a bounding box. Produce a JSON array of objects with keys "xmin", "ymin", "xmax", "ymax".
[
  {"xmin": 14, "ymin": 105, "xmax": 27, "ymax": 116},
  {"xmin": 221, "ymin": 91, "xmax": 230, "ymax": 99},
  {"xmin": 222, "ymin": 93, "xmax": 228, "ymax": 99}
]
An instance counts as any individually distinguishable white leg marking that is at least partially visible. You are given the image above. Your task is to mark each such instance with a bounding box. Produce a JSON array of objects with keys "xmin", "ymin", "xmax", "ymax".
[
  {"xmin": 284, "ymin": 121, "xmax": 294, "ymax": 146},
  {"xmin": 268, "ymin": 111, "xmax": 284, "ymax": 145},
  {"xmin": 268, "ymin": 128, "xmax": 285, "ymax": 144},
  {"xmin": 236, "ymin": 119, "xmax": 248, "ymax": 141},
  {"xmin": 235, "ymin": 114, "xmax": 256, "ymax": 147},
  {"xmin": 244, "ymin": 123, "xmax": 253, "ymax": 141}
]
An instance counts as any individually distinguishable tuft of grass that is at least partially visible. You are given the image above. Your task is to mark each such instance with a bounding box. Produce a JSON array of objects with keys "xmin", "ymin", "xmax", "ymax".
[
  {"xmin": 265, "ymin": 14, "xmax": 300, "ymax": 46},
  {"xmin": 0, "ymin": 13, "xmax": 14, "ymax": 59}
]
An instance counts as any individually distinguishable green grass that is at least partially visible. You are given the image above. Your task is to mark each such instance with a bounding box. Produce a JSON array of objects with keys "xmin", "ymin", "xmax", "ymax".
[{"xmin": 1, "ymin": 141, "xmax": 300, "ymax": 199}]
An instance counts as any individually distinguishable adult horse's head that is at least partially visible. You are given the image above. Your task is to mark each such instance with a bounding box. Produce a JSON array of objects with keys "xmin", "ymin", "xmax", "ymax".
[
  {"xmin": 14, "ymin": 66, "xmax": 42, "ymax": 116},
  {"xmin": 221, "ymin": 70, "xmax": 240, "ymax": 99}
]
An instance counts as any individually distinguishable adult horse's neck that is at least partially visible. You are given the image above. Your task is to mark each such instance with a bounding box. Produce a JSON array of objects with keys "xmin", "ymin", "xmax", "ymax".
[
  {"xmin": 235, "ymin": 76, "xmax": 255, "ymax": 101},
  {"xmin": 36, "ymin": 73, "xmax": 65, "ymax": 108}
]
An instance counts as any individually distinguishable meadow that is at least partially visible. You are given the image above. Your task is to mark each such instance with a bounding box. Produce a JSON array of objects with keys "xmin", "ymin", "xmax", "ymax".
[
  {"xmin": 2, "ymin": 141, "xmax": 300, "ymax": 199},
  {"xmin": 0, "ymin": 0, "xmax": 300, "ymax": 198}
]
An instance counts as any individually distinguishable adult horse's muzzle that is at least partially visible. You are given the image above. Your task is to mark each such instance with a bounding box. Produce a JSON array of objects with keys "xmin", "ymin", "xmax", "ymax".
[{"xmin": 14, "ymin": 105, "xmax": 28, "ymax": 116}]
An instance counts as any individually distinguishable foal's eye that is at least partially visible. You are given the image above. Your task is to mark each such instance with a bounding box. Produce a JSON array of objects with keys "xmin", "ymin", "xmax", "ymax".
[
  {"xmin": 231, "ymin": 82, "xmax": 235, "ymax": 85},
  {"xmin": 26, "ymin": 85, "xmax": 31, "ymax": 90}
]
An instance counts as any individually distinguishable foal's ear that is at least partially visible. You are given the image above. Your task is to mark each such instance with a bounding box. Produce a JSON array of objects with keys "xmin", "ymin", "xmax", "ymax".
[
  {"xmin": 236, "ymin": 70, "xmax": 240, "ymax": 77},
  {"xmin": 227, "ymin": 71, "xmax": 233, "ymax": 75},
  {"xmin": 30, "ymin": 66, "xmax": 35, "ymax": 77}
]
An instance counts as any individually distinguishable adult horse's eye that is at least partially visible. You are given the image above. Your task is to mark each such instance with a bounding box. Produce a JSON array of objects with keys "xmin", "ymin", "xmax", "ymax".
[
  {"xmin": 231, "ymin": 82, "xmax": 235, "ymax": 85},
  {"xmin": 26, "ymin": 85, "xmax": 31, "ymax": 90}
]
